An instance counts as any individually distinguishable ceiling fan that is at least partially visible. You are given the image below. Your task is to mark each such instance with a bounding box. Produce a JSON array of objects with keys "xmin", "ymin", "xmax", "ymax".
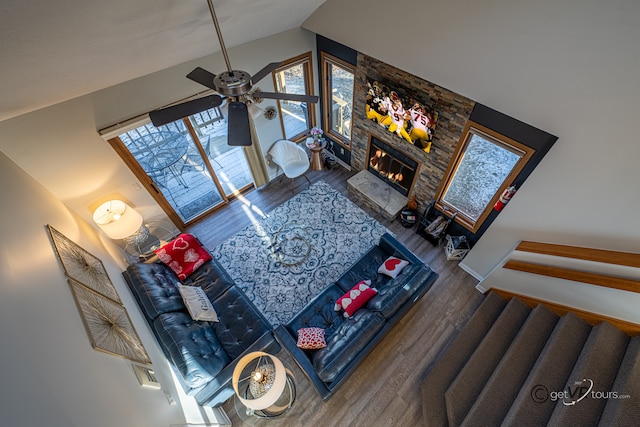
[{"xmin": 149, "ymin": 0, "xmax": 319, "ymax": 146}]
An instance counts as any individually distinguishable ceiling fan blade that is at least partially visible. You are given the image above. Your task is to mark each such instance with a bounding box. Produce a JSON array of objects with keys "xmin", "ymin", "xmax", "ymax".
[
  {"xmin": 251, "ymin": 62, "xmax": 282, "ymax": 84},
  {"xmin": 186, "ymin": 67, "xmax": 217, "ymax": 90},
  {"xmin": 149, "ymin": 94, "xmax": 223, "ymax": 126},
  {"xmin": 254, "ymin": 91, "xmax": 319, "ymax": 103},
  {"xmin": 227, "ymin": 102, "xmax": 252, "ymax": 146}
]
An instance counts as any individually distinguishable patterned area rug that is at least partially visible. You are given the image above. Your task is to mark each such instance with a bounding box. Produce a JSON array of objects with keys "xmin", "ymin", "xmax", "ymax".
[{"xmin": 213, "ymin": 180, "xmax": 389, "ymax": 327}]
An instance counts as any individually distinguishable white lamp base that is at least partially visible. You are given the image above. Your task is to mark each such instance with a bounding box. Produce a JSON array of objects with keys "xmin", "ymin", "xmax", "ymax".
[
  {"xmin": 123, "ymin": 225, "xmax": 150, "ymax": 246},
  {"xmin": 234, "ymin": 371, "xmax": 296, "ymax": 419}
]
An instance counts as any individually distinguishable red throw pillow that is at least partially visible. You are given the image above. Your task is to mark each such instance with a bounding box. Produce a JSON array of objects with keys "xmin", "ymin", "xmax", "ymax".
[
  {"xmin": 334, "ymin": 280, "xmax": 378, "ymax": 318},
  {"xmin": 154, "ymin": 233, "xmax": 212, "ymax": 280},
  {"xmin": 296, "ymin": 327, "xmax": 327, "ymax": 350},
  {"xmin": 377, "ymin": 256, "xmax": 409, "ymax": 279}
]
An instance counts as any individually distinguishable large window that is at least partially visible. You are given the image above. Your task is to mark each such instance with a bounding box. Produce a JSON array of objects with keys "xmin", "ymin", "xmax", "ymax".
[
  {"xmin": 435, "ymin": 122, "xmax": 535, "ymax": 232},
  {"xmin": 321, "ymin": 52, "xmax": 355, "ymax": 149},
  {"xmin": 107, "ymin": 108, "xmax": 254, "ymax": 228},
  {"xmin": 272, "ymin": 52, "xmax": 315, "ymax": 141}
]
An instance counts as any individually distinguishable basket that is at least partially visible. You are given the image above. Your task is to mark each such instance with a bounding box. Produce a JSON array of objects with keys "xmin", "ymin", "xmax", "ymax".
[{"xmin": 400, "ymin": 209, "xmax": 417, "ymax": 228}]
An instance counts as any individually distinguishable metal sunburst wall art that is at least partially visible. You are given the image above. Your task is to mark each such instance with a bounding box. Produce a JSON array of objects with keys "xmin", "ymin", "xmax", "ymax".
[
  {"xmin": 47, "ymin": 225, "xmax": 150, "ymax": 364},
  {"xmin": 68, "ymin": 278, "xmax": 151, "ymax": 364},
  {"xmin": 47, "ymin": 224, "xmax": 121, "ymax": 303}
]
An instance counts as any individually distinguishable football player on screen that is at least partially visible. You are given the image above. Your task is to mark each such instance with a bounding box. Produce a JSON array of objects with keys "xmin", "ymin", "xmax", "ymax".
[
  {"xmin": 365, "ymin": 81, "xmax": 388, "ymax": 123},
  {"xmin": 381, "ymin": 91, "xmax": 413, "ymax": 143},
  {"xmin": 409, "ymin": 102, "xmax": 434, "ymax": 153}
]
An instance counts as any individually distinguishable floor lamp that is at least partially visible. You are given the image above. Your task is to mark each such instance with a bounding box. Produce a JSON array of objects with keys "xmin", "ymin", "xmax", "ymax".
[{"xmin": 93, "ymin": 200, "xmax": 149, "ymax": 245}]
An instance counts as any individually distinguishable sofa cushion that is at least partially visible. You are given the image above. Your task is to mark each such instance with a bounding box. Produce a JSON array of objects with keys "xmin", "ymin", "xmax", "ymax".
[
  {"xmin": 125, "ymin": 262, "xmax": 186, "ymax": 320},
  {"xmin": 297, "ymin": 327, "xmax": 327, "ymax": 350},
  {"xmin": 367, "ymin": 264, "xmax": 435, "ymax": 318},
  {"xmin": 312, "ymin": 309, "xmax": 386, "ymax": 383},
  {"xmin": 335, "ymin": 246, "xmax": 388, "ymax": 293},
  {"xmin": 184, "ymin": 258, "xmax": 235, "ymax": 301},
  {"xmin": 334, "ymin": 280, "xmax": 378, "ymax": 318},
  {"xmin": 285, "ymin": 284, "xmax": 386, "ymax": 382},
  {"xmin": 287, "ymin": 284, "xmax": 349, "ymax": 338},
  {"xmin": 153, "ymin": 311, "xmax": 230, "ymax": 389},
  {"xmin": 155, "ymin": 233, "xmax": 212, "ymax": 280},
  {"xmin": 209, "ymin": 286, "xmax": 273, "ymax": 361},
  {"xmin": 333, "ymin": 237, "xmax": 435, "ymax": 319},
  {"xmin": 178, "ymin": 284, "xmax": 218, "ymax": 322},
  {"xmin": 377, "ymin": 256, "xmax": 409, "ymax": 278}
]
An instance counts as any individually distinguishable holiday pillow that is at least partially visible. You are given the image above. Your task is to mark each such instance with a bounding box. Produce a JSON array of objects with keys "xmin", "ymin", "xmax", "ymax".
[
  {"xmin": 334, "ymin": 280, "xmax": 378, "ymax": 318},
  {"xmin": 178, "ymin": 284, "xmax": 219, "ymax": 322},
  {"xmin": 154, "ymin": 233, "xmax": 212, "ymax": 280},
  {"xmin": 377, "ymin": 256, "xmax": 410, "ymax": 279},
  {"xmin": 296, "ymin": 327, "xmax": 327, "ymax": 350}
]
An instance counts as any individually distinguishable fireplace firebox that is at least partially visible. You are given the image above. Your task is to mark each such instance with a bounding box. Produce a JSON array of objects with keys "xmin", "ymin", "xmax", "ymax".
[{"xmin": 366, "ymin": 135, "xmax": 419, "ymax": 196}]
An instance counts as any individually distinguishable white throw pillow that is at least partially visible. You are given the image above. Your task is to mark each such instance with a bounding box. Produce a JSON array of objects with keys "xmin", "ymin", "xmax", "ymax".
[
  {"xmin": 377, "ymin": 256, "xmax": 410, "ymax": 279},
  {"xmin": 177, "ymin": 284, "xmax": 219, "ymax": 322}
]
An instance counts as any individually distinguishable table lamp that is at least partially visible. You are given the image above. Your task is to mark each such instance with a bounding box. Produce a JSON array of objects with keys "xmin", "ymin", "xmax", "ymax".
[
  {"xmin": 93, "ymin": 200, "xmax": 149, "ymax": 245},
  {"xmin": 232, "ymin": 351, "xmax": 296, "ymax": 418}
]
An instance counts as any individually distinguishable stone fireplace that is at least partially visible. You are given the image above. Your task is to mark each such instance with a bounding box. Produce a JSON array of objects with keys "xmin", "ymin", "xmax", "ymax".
[
  {"xmin": 347, "ymin": 134, "xmax": 421, "ymax": 220},
  {"xmin": 346, "ymin": 52, "xmax": 476, "ymax": 218},
  {"xmin": 367, "ymin": 135, "xmax": 419, "ymax": 196}
]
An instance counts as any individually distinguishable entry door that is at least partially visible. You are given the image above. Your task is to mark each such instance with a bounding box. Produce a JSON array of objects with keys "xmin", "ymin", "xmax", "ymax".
[{"xmin": 109, "ymin": 108, "xmax": 254, "ymax": 227}]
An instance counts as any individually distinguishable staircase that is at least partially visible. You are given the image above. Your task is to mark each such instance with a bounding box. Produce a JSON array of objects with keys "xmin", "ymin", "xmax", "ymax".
[{"xmin": 420, "ymin": 292, "xmax": 640, "ymax": 426}]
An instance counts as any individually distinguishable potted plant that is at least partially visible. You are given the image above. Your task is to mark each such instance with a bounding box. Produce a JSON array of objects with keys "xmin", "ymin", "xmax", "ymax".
[{"xmin": 310, "ymin": 127, "xmax": 323, "ymax": 147}]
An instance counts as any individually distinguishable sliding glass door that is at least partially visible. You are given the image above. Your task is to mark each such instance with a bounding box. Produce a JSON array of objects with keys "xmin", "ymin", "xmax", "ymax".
[{"xmin": 109, "ymin": 107, "xmax": 253, "ymax": 227}]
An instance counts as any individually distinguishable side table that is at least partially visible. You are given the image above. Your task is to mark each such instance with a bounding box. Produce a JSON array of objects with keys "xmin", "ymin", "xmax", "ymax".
[
  {"xmin": 123, "ymin": 216, "xmax": 179, "ymax": 263},
  {"xmin": 305, "ymin": 138, "xmax": 326, "ymax": 171}
]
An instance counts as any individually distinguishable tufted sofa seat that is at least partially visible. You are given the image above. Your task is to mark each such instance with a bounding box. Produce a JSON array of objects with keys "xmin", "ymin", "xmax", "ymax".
[
  {"xmin": 123, "ymin": 256, "xmax": 279, "ymax": 407},
  {"xmin": 274, "ymin": 233, "xmax": 438, "ymax": 400}
]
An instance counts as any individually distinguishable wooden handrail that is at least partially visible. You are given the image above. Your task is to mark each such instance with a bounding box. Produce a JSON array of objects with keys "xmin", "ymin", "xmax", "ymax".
[
  {"xmin": 516, "ymin": 241, "xmax": 640, "ymax": 269},
  {"xmin": 503, "ymin": 259, "xmax": 640, "ymax": 294}
]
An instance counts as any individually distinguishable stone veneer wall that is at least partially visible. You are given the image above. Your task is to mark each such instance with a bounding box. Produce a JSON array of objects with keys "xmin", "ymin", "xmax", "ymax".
[{"xmin": 351, "ymin": 53, "xmax": 476, "ymax": 211}]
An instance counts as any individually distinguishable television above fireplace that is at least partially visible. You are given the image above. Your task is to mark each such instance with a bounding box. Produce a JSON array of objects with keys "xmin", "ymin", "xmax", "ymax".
[
  {"xmin": 365, "ymin": 77, "xmax": 438, "ymax": 153},
  {"xmin": 367, "ymin": 134, "xmax": 420, "ymax": 196}
]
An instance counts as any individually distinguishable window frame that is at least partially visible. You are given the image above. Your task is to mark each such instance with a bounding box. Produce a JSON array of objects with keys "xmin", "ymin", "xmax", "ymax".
[
  {"xmin": 320, "ymin": 52, "xmax": 356, "ymax": 150},
  {"xmin": 435, "ymin": 121, "xmax": 535, "ymax": 232},
  {"xmin": 271, "ymin": 52, "xmax": 316, "ymax": 142}
]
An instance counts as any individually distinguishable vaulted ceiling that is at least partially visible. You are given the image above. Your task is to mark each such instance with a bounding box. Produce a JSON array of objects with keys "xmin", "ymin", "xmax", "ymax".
[{"xmin": 0, "ymin": 0, "xmax": 326, "ymax": 122}]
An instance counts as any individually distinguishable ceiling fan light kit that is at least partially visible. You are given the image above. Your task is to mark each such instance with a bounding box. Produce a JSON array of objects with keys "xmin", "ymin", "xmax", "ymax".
[{"xmin": 149, "ymin": 0, "xmax": 318, "ymax": 146}]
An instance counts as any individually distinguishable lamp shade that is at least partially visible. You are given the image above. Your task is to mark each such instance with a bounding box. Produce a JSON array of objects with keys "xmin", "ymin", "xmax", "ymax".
[
  {"xmin": 93, "ymin": 200, "xmax": 143, "ymax": 240},
  {"xmin": 232, "ymin": 352, "xmax": 287, "ymax": 411}
]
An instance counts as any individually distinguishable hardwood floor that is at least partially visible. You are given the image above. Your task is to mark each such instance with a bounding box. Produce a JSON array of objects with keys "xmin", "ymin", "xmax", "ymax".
[{"xmin": 187, "ymin": 165, "xmax": 484, "ymax": 427}]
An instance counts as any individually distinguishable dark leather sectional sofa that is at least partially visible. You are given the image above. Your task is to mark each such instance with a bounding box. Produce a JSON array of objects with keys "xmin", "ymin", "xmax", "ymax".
[
  {"xmin": 123, "ymin": 257, "xmax": 279, "ymax": 407},
  {"xmin": 123, "ymin": 232, "xmax": 437, "ymax": 406},
  {"xmin": 274, "ymin": 233, "xmax": 438, "ymax": 400}
]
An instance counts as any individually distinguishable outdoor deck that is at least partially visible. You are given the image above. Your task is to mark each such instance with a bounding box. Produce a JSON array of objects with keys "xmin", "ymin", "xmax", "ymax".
[{"xmin": 157, "ymin": 107, "xmax": 308, "ymax": 222}]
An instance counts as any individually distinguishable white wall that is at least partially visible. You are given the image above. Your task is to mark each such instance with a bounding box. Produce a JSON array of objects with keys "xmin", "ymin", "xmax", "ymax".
[
  {"xmin": 0, "ymin": 27, "xmax": 316, "ymax": 426},
  {"xmin": 304, "ymin": 0, "xmax": 640, "ymax": 279},
  {"xmin": 0, "ymin": 151, "xmax": 189, "ymax": 426},
  {"xmin": 0, "ymin": 28, "xmax": 317, "ymax": 232}
]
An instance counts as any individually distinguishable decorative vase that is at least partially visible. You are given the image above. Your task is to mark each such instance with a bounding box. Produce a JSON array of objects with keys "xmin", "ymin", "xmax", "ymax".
[{"xmin": 407, "ymin": 195, "xmax": 418, "ymax": 211}]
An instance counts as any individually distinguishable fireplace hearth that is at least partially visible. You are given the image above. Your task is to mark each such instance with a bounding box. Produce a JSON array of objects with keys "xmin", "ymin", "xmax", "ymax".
[
  {"xmin": 346, "ymin": 135, "xmax": 421, "ymax": 221},
  {"xmin": 366, "ymin": 135, "xmax": 419, "ymax": 196}
]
